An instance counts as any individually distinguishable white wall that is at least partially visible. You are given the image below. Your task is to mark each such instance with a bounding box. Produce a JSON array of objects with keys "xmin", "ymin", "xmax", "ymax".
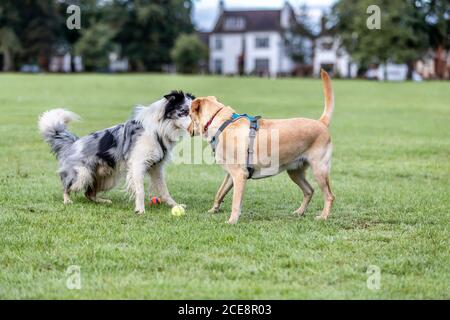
[
  {"xmin": 209, "ymin": 33, "xmax": 243, "ymax": 74},
  {"xmin": 209, "ymin": 31, "xmax": 294, "ymax": 76},
  {"xmin": 244, "ymin": 32, "xmax": 283, "ymax": 76},
  {"xmin": 375, "ymin": 64, "xmax": 408, "ymax": 81}
]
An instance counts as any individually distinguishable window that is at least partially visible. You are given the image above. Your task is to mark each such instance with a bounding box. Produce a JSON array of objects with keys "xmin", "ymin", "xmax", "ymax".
[
  {"xmin": 224, "ymin": 17, "xmax": 246, "ymax": 31},
  {"xmin": 214, "ymin": 59, "xmax": 223, "ymax": 74},
  {"xmin": 255, "ymin": 37, "xmax": 269, "ymax": 48},
  {"xmin": 215, "ymin": 38, "xmax": 223, "ymax": 50},
  {"xmin": 254, "ymin": 59, "xmax": 270, "ymax": 74}
]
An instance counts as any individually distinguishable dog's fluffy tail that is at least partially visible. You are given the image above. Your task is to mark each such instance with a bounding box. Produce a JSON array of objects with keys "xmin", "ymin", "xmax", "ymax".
[
  {"xmin": 38, "ymin": 109, "xmax": 80, "ymax": 156},
  {"xmin": 318, "ymin": 69, "xmax": 334, "ymax": 127}
]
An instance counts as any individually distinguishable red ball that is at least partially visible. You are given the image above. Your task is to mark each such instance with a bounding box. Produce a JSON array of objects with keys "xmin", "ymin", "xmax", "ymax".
[{"xmin": 149, "ymin": 196, "xmax": 161, "ymax": 206}]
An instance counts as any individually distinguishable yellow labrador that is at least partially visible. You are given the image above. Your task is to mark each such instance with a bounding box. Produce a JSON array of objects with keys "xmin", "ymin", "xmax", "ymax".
[{"xmin": 189, "ymin": 70, "xmax": 335, "ymax": 224}]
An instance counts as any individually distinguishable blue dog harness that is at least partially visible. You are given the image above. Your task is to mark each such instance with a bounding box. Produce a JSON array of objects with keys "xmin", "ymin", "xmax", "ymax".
[{"xmin": 210, "ymin": 113, "xmax": 261, "ymax": 179}]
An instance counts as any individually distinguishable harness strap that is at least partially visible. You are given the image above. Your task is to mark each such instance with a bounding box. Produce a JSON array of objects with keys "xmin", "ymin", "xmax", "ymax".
[
  {"xmin": 210, "ymin": 118, "xmax": 235, "ymax": 153},
  {"xmin": 210, "ymin": 113, "xmax": 261, "ymax": 179},
  {"xmin": 246, "ymin": 116, "xmax": 260, "ymax": 179}
]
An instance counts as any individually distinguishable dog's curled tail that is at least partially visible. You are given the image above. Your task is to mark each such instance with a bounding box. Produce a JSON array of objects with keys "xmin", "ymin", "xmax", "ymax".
[
  {"xmin": 38, "ymin": 108, "xmax": 80, "ymax": 155},
  {"xmin": 319, "ymin": 69, "xmax": 334, "ymax": 127}
]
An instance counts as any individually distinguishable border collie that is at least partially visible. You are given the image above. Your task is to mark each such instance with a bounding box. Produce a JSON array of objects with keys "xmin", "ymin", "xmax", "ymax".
[{"xmin": 38, "ymin": 91, "xmax": 194, "ymax": 214}]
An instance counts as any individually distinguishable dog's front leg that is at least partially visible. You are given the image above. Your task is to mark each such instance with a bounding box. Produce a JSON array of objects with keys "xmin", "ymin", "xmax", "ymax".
[
  {"xmin": 208, "ymin": 173, "xmax": 233, "ymax": 213},
  {"xmin": 127, "ymin": 163, "xmax": 147, "ymax": 214},
  {"xmin": 149, "ymin": 163, "xmax": 179, "ymax": 207},
  {"xmin": 63, "ymin": 190, "xmax": 72, "ymax": 204},
  {"xmin": 227, "ymin": 170, "xmax": 247, "ymax": 224}
]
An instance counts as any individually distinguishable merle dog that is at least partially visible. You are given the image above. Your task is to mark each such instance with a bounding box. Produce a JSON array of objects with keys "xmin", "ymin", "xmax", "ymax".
[{"xmin": 38, "ymin": 91, "xmax": 194, "ymax": 214}]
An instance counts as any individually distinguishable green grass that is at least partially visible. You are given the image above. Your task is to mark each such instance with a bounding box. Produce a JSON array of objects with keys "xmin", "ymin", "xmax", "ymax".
[{"xmin": 0, "ymin": 74, "xmax": 449, "ymax": 299}]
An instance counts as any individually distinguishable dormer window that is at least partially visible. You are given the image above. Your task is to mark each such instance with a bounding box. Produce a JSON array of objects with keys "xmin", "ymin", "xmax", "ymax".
[{"xmin": 224, "ymin": 17, "xmax": 246, "ymax": 31}]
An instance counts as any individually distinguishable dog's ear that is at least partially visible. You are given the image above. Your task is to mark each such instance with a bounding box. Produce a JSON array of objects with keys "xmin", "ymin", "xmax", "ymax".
[
  {"xmin": 164, "ymin": 93, "xmax": 175, "ymax": 102},
  {"xmin": 191, "ymin": 98, "xmax": 203, "ymax": 114}
]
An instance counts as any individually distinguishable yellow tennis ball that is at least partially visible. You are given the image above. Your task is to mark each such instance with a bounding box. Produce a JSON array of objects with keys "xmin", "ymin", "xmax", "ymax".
[{"xmin": 171, "ymin": 205, "xmax": 185, "ymax": 217}]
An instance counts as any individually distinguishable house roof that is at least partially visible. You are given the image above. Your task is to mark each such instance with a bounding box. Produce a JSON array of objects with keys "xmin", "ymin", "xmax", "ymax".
[{"xmin": 213, "ymin": 9, "xmax": 282, "ymax": 33}]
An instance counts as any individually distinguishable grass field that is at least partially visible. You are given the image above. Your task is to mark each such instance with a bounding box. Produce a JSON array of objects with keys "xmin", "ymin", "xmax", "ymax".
[{"xmin": 0, "ymin": 74, "xmax": 449, "ymax": 299}]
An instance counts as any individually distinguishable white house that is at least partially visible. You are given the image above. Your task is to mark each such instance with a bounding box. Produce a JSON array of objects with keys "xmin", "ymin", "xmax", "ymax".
[
  {"xmin": 313, "ymin": 35, "xmax": 357, "ymax": 78},
  {"xmin": 208, "ymin": 1, "xmax": 298, "ymax": 77}
]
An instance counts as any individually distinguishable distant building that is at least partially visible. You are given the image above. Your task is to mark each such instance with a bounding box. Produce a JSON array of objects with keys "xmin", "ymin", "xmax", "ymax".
[
  {"xmin": 313, "ymin": 36, "xmax": 357, "ymax": 78},
  {"xmin": 366, "ymin": 63, "xmax": 408, "ymax": 81},
  {"xmin": 109, "ymin": 52, "xmax": 129, "ymax": 72},
  {"xmin": 49, "ymin": 43, "xmax": 72, "ymax": 73},
  {"xmin": 208, "ymin": 1, "xmax": 299, "ymax": 77},
  {"xmin": 313, "ymin": 18, "xmax": 356, "ymax": 78}
]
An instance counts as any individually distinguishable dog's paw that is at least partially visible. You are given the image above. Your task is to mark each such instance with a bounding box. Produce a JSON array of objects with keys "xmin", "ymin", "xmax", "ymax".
[
  {"xmin": 208, "ymin": 207, "xmax": 219, "ymax": 214},
  {"xmin": 173, "ymin": 204, "xmax": 186, "ymax": 209},
  {"xmin": 63, "ymin": 199, "xmax": 73, "ymax": 205},
  {"xmin": 315, "ymin": 215, "xmax": 328, "ymax": 221},
  {"xmin": 293, "ymin": 209, "xmax": 306, "ymax": 217},
  {"xmin": 135, "ymin": 208, "xmax": 145, "ymax": 215},
  {"xmin": 97, "ymin": 198, "xmax": 112, "ymax": 204},
  {"xmin": 226, "ymin": 217, "xmax": 238, "ymax": 225}
]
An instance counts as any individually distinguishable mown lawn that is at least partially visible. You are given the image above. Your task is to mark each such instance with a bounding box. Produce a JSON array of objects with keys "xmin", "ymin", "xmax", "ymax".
[{"xmin": 0, "ymin": 73, "xmax": 449, "ymax": 299}]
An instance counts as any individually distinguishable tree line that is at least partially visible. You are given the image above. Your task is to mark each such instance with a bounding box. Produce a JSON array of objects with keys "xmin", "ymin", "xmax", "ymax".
[
  {"xmin": 0, "ymin": 0, "xmax": 448, "ymax": 76},
  {"xmin": 288, "ymin": 0, "xmax": 448, "ymax": 79},
  {"xmin": 0, "ymin": 0, "xmax": 206, "ymax": 72},
  {"xmin": 333, "ymin": 0, "xmax": 449, "ymax": 79}
]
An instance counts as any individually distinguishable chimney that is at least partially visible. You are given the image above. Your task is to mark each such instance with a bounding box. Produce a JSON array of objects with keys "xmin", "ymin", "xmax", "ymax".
[
  {"xmin": 219, "ymin": 0, "xmax": 225, "ymax": 14},
  {"xmin": 320, "ymin": 12, "xmax": 327, "ymax": 34}
]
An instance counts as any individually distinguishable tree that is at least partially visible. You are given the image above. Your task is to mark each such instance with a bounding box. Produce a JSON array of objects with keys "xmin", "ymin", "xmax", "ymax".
[
  {"xmin": 0, "ymin": 0, "xmax": 62, "ymax": 71},
  {"xmin": 333, "ymin": 0, "xmax": 429, "ymax": 79},
  {"xmin": 106, "ymin": 0, "xmax": 195, "ymax": 71},
  {"xmin": 284, "ymin": 4, "xmax": 315, "ymax": 71},
  {"xmin": 171, "ymin": 33, "xmax": 207, "ymax": 74},
  {"xmin": 75, "ymin": 22, "xmax": 115, "ymax": 71},
  {"xmin": 0, "ymin": 0, "xmax": 196, "ymax": 72},
  {"xmin": 0, "ymin": 27, "xmax": 21, "ymax": 71},
  {"xmin": 418, "ymin": 0, "xmax": 449, "ymax": 79},
  {"xmin": 0, "ymin": 1, "xmax": 22, "ymax": 71},
  {"xmin": 421, "ymin": 0, "xmax": 449, "ymax": 49},
  {"xmin": 57, "ymin": 0, "xmax": 103, "ymax": 48},
  {"xmin": 18, "ymin": 0, "xmax": 62, "ymax": 71}
]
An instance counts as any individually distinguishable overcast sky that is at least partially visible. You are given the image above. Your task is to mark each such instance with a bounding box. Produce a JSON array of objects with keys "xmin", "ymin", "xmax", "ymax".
[{"xmin": 192, "ymin": 0, "xmax": 336, "ymax": 31}]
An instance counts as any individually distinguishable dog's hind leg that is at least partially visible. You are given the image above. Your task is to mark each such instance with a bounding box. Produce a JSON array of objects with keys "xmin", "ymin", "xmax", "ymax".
[
  {"xmin": 287, "ymin": 166, "xmax": 314, "ymax": 216},
  {"xmin": 310, "ymin": 145, "xmax": 334, "ymax": 220},
  {"xmin": 60, "ymin": 170, "xmax": 75, "ymax": 204},
  {"xmin": 208, "ymin": 173, "xmax": 233, "ymax": 214},
  {"xmin": 85, "ymin": 185, "xmax": 112, "ymax": 204}
]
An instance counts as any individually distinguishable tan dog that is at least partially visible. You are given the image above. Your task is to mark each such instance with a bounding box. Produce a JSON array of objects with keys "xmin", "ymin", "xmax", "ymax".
[{"xmin": 189, "ymin": 70, "xmax": 335, "ymax": 224}]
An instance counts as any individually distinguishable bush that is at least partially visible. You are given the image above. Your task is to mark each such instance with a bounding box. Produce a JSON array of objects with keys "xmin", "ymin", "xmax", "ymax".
[{"xmin": 171, "ymin": 34, "xmax": 208, "ymax": 74}]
